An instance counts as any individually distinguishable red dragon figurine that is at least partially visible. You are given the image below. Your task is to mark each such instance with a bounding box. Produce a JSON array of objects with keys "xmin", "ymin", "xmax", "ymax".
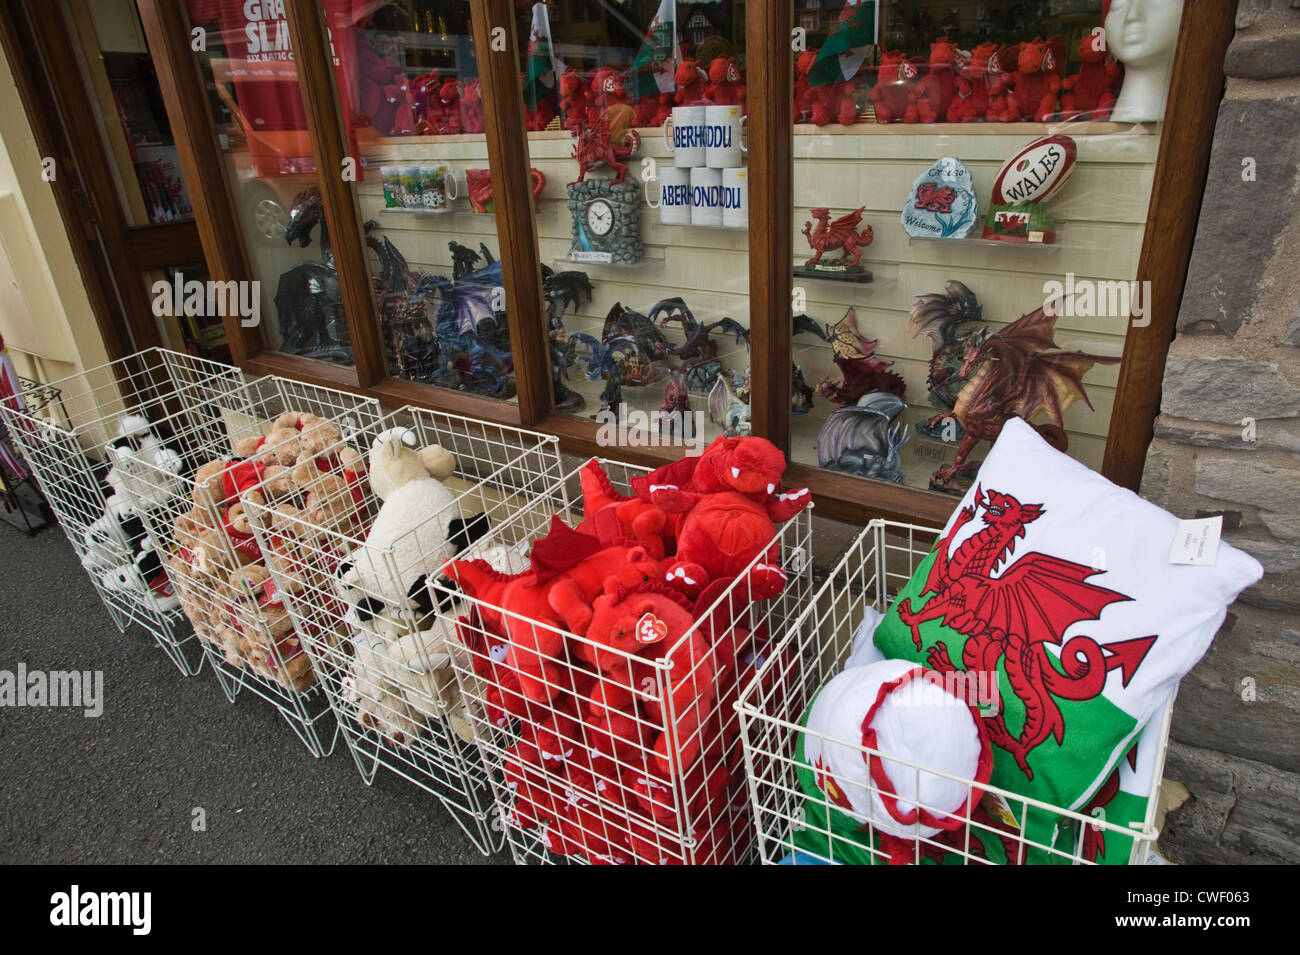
[
  {"xmin": 466, "ymin": 168, "xmax": 546, "ymax": 214},
  {"xmin": 569, "ymin": 106, "xmax": 640, "ymax": 185},
  {"xmin": 932, "ymin": 300, "xmax": 1120, "ymax": 488},
  {"xmin": 896, "ymin": 486, "xmax": 1154, "ymax": 780},
  {"xmin": 801, "ymin": 207, "xmax": 874, "ymax": 269}
]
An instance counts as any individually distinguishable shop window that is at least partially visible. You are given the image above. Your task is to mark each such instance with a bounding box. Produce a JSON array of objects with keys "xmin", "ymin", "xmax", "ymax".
[
  {"xmin": 321, "ymin": 0, "xmax": 525, "ymax": 404},
  {"xmin": 62, "ymin": 0, "xmax": 195, "ymax": 226},
  {"xmin": 186, "ymin": 0, "xmax": 354, "ymax": 367},
  {"xmin": 787, "ymin": 0, "xmax": 1178, "ymax": 499},
  {"xmin": 517, "ymin": 0, "xmax": 752, "ymax": 443}
]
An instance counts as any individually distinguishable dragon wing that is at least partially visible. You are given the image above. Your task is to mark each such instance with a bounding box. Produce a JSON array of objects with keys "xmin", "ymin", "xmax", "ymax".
[
  {"xmin": 826, "ymin": 206, "xmax": 865, "ymax": 242},
  {"xmin": 908, "ymin": 280, "xmax": 983, "ymax": 349},
  {"xmin": 707, "ymin": 375, "xmax": 732, "ymax": 424},
  {"xmin": 958, "ymin": 552, "xmax": 1131, "ymax": 647},
  {"xmin": 792, "ymin": 314, "xmax": 830, "ymax": 340},
  {"xmin": 704, "ymin": 317, "xmax": 751, "ymax": 347},
  {"xmin": 1011, "ymin": 349, "xmax": 1120, "ymax": 427}
]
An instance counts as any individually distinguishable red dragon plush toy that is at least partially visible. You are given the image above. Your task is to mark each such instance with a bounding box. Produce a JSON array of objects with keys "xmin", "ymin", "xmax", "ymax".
[
  {"xmin": 871, "ymin": 50, "xmax": 921, "ymax": 124},
  {"xmin": 460, "ymin": 79, "xmax": 485, "ymax": 133},
  {"xmin": 558, "ymin": 67, "xmax": 593, "ymax": 134},
  {"xmin": 705, "ymin": 56, "xmax": 746, "ymax": 109},
  {"xmin": 1007, "ymin": 36, "xmax": 1064, "ymax": 123},
  {"xmin": 590, "ymin": 65, "xmax": 630, "ymax": 115},
  {"xmin": 916, "ymin": 38, "xmax": 960, "ymax": 124},
  {"xmin": 1060, "ymin": 31, "xmax": 1121, "ymax": 120},
  {"xmin": 447, "ymin": 518, "xmax": 661, "ymax": 708},
  {"xmin": 674, "ymin": 58, "xmax": 708, "ymax": 105}
]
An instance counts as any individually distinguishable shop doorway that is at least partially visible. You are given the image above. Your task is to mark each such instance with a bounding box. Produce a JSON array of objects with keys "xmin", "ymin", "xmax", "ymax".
[{"xmin": 0, "ymin": 0, "xmax": 227, "ymax": 363}]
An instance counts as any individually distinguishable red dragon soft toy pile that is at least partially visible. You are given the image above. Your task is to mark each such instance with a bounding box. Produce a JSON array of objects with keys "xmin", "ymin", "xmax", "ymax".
[{"xmin": 446, "ymin": 436, "xmax": 810, "ymax": 864}]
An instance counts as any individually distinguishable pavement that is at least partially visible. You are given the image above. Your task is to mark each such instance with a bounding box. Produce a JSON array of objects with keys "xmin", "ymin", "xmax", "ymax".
[{"xmin": 0, "ymin": 524, "xmax": 504, "ymax": 864}]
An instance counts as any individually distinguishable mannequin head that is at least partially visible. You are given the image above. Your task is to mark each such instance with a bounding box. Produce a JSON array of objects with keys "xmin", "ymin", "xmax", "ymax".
[{"xmin": 1105, "ymin": 0, "xmax": 1183, "ymax": 122}]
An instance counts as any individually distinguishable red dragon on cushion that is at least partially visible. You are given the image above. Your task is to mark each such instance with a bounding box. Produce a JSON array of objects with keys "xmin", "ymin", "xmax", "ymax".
[
  {"xmin": 896, "ymin": 487, "xmax": 1155, "ymax": 780},
  {"xmin": 802, "ymin": 207, "xmax": 874, "ymax": 269}
]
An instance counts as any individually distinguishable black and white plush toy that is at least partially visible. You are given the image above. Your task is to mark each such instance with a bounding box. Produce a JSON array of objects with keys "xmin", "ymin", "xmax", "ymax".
[{"xmin": 82, "ymin": 414, "xmax": 187, "ymax": 613}]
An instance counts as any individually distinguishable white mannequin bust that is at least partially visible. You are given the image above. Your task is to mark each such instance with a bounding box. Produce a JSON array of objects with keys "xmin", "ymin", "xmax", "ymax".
[{"xmin": 1106, "ymin": 0, "xmax": 1184, "ymax": 123}]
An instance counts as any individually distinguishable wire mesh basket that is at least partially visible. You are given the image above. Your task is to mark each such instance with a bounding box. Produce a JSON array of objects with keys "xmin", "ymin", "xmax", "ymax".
[
  {"xmin": 0, "ymin": 348, "xmax": 249, "ymax": 674},
  {"xmin": 434, "ymin": 458, "xmax": 817, "ymax": 865},
  {"xmin": 737, "ymin": 520, "xmax": 1174, "ymax": 866},
  {"xmin": 126, "ymin": 375, "xmax": 385, "ymax": 756},
  {"xmin": 244, "ymin": 407, "xmax": 563, "ymax": 854}
]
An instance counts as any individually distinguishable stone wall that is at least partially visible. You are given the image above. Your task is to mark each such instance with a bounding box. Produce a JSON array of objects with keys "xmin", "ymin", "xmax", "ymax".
[{"xmin": 1140, "ymin": 0, "xmax": 1300, "ymax": 864}]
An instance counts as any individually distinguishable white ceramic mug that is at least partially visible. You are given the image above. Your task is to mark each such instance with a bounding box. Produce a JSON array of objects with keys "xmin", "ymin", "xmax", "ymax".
[
  {"xmin": 658, "ymin": 166, "xmax": 692, "ymax": 225},
  {"xmin": 662, "ymin": 106, "xmax": 706, "ymax": 168},
  {"xmin": 420, "ymin": 165, "xmax": 458, "ymax": 211},
  {"xmin": 704, "ymin": 104, "xmax": 746, "ymax": 169},
  {"xmin": 690, "ymin": 167, "xmax": 723, "ymax": 227},
  {"xmin": 722, "ymin": 167, "xmax": 748, "ymax": 229}
]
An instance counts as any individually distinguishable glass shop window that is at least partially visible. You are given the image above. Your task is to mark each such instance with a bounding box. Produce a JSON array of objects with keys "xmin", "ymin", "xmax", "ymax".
[
  {"xmin": 515, "ymin": 0, "xmax": 752, "ymax": 444},
  {"xmin": 186, "ymin": 0, "xmax": 354, "ymax": 367},
  {"xmin": 787, "ymin": 0, "xmax": 1180, "ymax": 499},
  {"xmin": 325, "ymin": 0, "xmax": 521, "ymax": 403}
]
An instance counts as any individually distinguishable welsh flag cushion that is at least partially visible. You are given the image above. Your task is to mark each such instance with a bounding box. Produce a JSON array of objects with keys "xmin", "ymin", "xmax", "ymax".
[{"xmin": 871, "ymin": 418, "xmax": 1262, "ymax": 860}]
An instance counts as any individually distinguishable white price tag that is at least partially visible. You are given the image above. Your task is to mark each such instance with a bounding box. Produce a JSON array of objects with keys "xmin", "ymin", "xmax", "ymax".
[{"xmin": 1169, "ymin": 516, "xmax": 1222, "ymax": 566}]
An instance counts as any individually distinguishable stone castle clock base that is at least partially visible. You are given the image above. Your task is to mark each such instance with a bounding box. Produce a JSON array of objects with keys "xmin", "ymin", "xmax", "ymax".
[{"xmin": 567, "ymin": 179, "xmax": 643, "ymax": 266}]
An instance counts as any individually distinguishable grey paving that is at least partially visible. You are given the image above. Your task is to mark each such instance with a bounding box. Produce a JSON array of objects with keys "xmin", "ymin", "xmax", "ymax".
[{"xmin": 0, "ymin": 525, "xmax": 505, "ymax": 864}]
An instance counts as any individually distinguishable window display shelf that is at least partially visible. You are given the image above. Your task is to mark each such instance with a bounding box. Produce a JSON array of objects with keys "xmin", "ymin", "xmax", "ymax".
[
  {"xmin": 552, "ymin": 245, "xmax": 667, "ymax": 270},
  {"xmin": 906, "ymin": 234, "xmax": 1062, "ymax": 254}
]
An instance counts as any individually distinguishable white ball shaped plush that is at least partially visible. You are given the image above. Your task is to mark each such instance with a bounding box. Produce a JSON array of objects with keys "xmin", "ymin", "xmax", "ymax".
[{"xmin": 801, "ymin": 659, "xmax": 991, "ymax": 840}]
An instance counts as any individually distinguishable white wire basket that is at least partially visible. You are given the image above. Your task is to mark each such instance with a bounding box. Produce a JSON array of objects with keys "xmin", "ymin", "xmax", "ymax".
[
  {"xmin": 126, "ymin": 374, "xmax": 385, "ymax": 756},
  {"xmin": 737, "ymin": 520, "xmax": 1174, "ymax": 865},
  {"xmin": 244, "ymin": 407, "xmax": 563, "ymax": 854},
  {"xmin": 0, "ymin": 348, "xmax": 248, "ymax": 674},
  {"xmin": 434, "ymin": 458, "xmax": 817, "ymax": 865}
]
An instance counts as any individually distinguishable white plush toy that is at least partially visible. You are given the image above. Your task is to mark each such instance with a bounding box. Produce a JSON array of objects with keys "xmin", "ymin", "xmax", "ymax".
[
  {"xmin": 336, "ymin": 427, "xmax": 484, "ymax": 630},
  {"xmin": 82, "ymin": 414, "xmax": 185, "ymax": 613},
  {"xmin": 343, "ymin": 541, "xmax": 528, "ymax": 747},
  {"xmin": 801, "ymin": 658, "xmax": 991, "ymax": 841}
]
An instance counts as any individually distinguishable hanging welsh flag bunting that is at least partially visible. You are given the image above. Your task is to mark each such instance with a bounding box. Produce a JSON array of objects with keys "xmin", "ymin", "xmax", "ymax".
[
  {"xmin": 808, "ymin": 0, "xmax": 879, "ymax": 87},
  {"xmin": 522, "ymin": 3, "xmax": 565, "ymax": 109},
  {"xmin": 627, "ymin": 0, "xmax": 679, "ymax": 99}
]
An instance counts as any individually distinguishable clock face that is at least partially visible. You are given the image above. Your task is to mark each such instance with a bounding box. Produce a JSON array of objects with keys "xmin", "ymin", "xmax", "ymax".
[{"xmin": 585, "ymin": 199, "xmax": 614, "ymax": 237}]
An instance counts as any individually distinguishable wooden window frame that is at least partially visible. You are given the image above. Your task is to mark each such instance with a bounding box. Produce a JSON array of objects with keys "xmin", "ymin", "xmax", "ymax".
[{"xmin": 140, "ymin": 0, "xmax": 1236, "ymax": 527}]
